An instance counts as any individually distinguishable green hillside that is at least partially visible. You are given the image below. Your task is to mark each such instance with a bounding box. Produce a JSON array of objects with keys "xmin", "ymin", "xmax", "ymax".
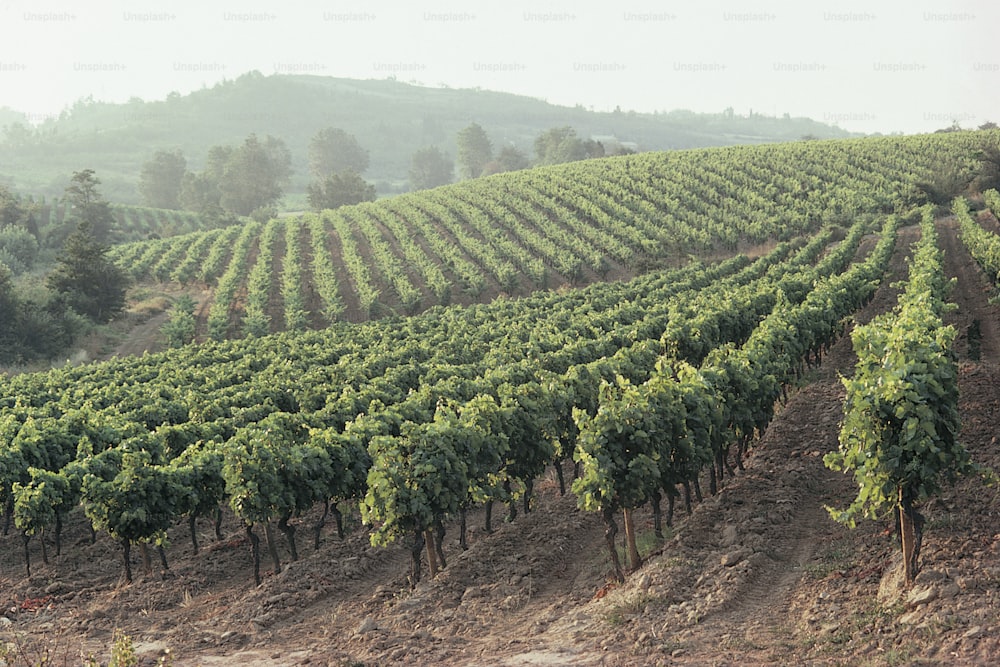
[
  {"xmin": 0, "ymin": 72, "xmax": 856, "ymax": 203},
  {"xmin": 109, "ymin": 132, "xmax": 982, "ymax": 341}
]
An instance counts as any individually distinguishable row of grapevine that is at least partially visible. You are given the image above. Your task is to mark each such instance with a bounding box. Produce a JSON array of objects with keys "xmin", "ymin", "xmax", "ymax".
[
  {"xmin": 574, "ymin": 216, "xmax": 899, "ymax": 579},
  {"xmin": 343, "ymin": 206, "xmax": 423, "ymax": 313},
  {"xmin": 206, "ymin": 221, "xmax": 261, "ymax": 340},
  {"xmin": 984, "ymin": 188, "xmax": 1000, "ymax": 220},
  {"xmin": 108, "ymin": 132, "xmax": 993, "ymax": 335},
  {"xmin": 243, "ymin": 218, "xmax": 280, "ymax": 337},
  {"xmin": 111, "ymin": 205, "xmax": 209, "ymax": 242},
  {"xmin": 326, "ymin": 211, "xmax": 380, "ymax": 316},
  {"xmin": 825, "ymin": 207, "xmax": 980, "ymax": 585},
  {"xmin": 0, "ymin": 214, "xmax": 884, "ymax": 585},
  {"xmin": 953, "ymin": 196, "xmax": 1000, "ymax": 286},
  {"xmin": 282, "ymin": 218, "xmax": 308, "ymax": 332},
  {"xmin": 303, "ymin": 214, "xmax": 345, "ymax": 321}
]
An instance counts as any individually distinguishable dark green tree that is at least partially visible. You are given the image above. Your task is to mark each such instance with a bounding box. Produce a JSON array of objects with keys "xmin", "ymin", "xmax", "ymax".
[
  {"xmin": 307, "ymin": 170, "xmax": 376, "ymax": 211},
  {"xmin": 0, "ymin": 264, "xmax": 16, "ymax": 351},
  {"xmin": 138, "ymin": 149, "xmax": 187, "ymax": 209},
  {"xmin": 217, "ymin": 134, "xmax": 292, "ymax": 216},
  {"xmin": 0, "ymin": 185, "xmax": 32, "ymax": 231},
  {"xmin": 456, "ymin": 122, "xmax": 493, "ymax": 179},
  {"xmin": 308, "ymin": 128, "xmax": 369, "ymax": 178},
  {"xmin": 46, "ymin": 220, "xmax": 129, "ymax": 323},
  {"xmin": 409, "ymin": 146, "xmax": 453, "ymax": 190},
  {"xmin": 64, "ymin": 169, "xmax": 117, "ymax": 243},
  {"xmin": 974, "ymin": 133, "xmax": 1000, "ymax": 193}
]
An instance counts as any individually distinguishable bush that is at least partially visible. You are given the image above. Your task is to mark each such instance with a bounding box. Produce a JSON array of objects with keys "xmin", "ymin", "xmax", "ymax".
[
  {"xmin": 161, "ymin": 295, "xmax": 197, "ymax": 347},
  {"xmin": 0, "ymin": 226, "xmax": 39, "ymax": 275}
]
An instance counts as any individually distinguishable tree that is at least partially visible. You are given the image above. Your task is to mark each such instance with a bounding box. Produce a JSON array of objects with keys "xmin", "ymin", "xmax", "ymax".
[
  {"xmin": 533, "ymin": 127, "xmax": 603, "ymax": 165},
  {"xmin": 179, "ymin": 171, "xmax": 222, "ymax": 217},
  {"xmin": 409, "ymin": 147, "xmax": 453, "ymax": 190},
  {"xmin": 217, "ymin": 134, "xmax": 292, "ymax": 216},
  {"xmin": 0, "ymin": 185, "xmax": 32, "ymax": 231},
  {"xmin": 0, "ymin": 226, "xmax": 39, "ymax": 275},
  {"xmin": 139, "ymin": 149, "xmax": 187, "ymax": 209},
  {"xmin": 0, "ymin": 264, "xmax": 17, "ymax": 352},
  {"xmin": 308, "ymin": 128, "xmax": 369, "ymax": 178},
  {"xmin": 482, "ymin": 145, "xmax": 530, "ymax": 176},
  {"xmin": 456, "ymin": 122, "xmax": 493, "ymax": 179},
  {"xmin": 307, "ymin": 170, "xmax": 376, "ymax": 211},
  {"xmin": 974, "ymin": 134, "xmax": 1000, "ymax": 193},
  {"xmin": 64, "ymin": 169, "xmax": 116, "ymax": 243},
  {"xmin": 46, "ymin": 220, "xmax": 129, "ymax": 323}
]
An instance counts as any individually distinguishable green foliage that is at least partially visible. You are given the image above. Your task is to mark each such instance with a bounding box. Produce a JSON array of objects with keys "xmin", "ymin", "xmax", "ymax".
[
  {"xmin": 218, "ymin": 134, "xmax": 293, "ymax": 216},
  {"xmin": 139, "ymin": 150, "xmax": 187, "ymax": 210},
  {"xmin": 307, "ymin": 171, "xmax": 376, "ymax": 211},
  {"xmin": 973, "ymin": 134, "xmax": 1000, "ymax": 193},
  {"xmin": 309, "ymin": 127, "xmax": 369, "ymax": 178},
  {"xmin": 179, "ymin": 134, "xmax": 291, "ymax": 217},
  {"xmin": 0, "ymin": 226, "xmax": 39, "ymax": 275},
  {"xmin": 484, "ymin": 145, "xmax": 530, "ymax": 175},
  {"xmin": 63, "ymin": 169, "xmax": 117, "ymax": 244},
  {"xmin": 534, "ymin": 127, "xmax": 604, "ymax": 166},
  {"xmin": 954, "ymin": 195, "xmax": 1000, "ymax": 289},
  {"xmin": 82, "ymin": 445, "xmax": 184, "ymax": 546},
  {"xmin": 409, "ymin": 146, "xmax": 453, "ymax": 190},
  {"xmin": 46, "ymin": 220, "xmax": 129, "ymax": 323},
  {"xmin": 161, "ymin": 295, "xmax": 197, "ymax": 348},
  {"xmin": 13, "ymin": 468, "xmax": 73, "ymax": 537},
  {"xmin": 573, "ymin": 376, "xmax": 667, "ymax": 513},
  {"xmin": 361, "ymin": 406, "xmax": 471, "ymax": 546},
  {"xmin": 0, "ymin": 184, "xmax": 37, "ymax": 233},
  {"xmin": 456, "ymin": 122, "xmax": 493, "ymax": 179},
  {"xmin": 825, "ymin": 209, "xmax": 978, "ymax": 527},
  {"xmin": 106, "ymin": 629, "xmax": 138, "ymax": 667}
]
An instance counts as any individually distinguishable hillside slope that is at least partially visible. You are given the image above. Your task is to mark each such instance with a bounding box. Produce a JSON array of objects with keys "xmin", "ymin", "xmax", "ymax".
[
  {"xmin": 0, "ymin": 218, "xmax": 996, "ymax": 666},
  {"xmin": 0, "ymin": 72, "xmax": 856, "ymax": 201},
  {"xmin": 108, "ymin": 132, "xmax": 985, "ymax": 348}
]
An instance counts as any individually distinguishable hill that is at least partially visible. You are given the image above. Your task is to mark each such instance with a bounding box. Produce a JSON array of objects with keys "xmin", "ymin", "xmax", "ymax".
[
  {"xmin": 0, "ymin": 71, "xmax": 856, "ymax": 203},
  {"xmin": 106, "ymin": 132, "xmax": 981, "ymax": 349},
  {"xmin": 0, "ymin": 131, "xmax": 998, "ymax": 665}
]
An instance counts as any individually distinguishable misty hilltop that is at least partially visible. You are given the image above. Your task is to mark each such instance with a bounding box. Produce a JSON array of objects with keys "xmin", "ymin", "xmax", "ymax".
[{"xmin": 0, "ymin": 71, "xmax": 856, "ymax": 204}]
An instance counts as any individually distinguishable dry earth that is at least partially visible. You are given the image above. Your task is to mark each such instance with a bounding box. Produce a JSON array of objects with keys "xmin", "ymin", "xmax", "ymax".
[{"xmin": 1, "ymin": 219, "xmax": 998, "ymax": 666}]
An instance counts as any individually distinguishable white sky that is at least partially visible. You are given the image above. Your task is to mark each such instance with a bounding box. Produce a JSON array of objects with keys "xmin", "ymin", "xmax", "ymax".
[{"xmin": 0, "ymin": 0, "xmax": 995, "ymax": 134}]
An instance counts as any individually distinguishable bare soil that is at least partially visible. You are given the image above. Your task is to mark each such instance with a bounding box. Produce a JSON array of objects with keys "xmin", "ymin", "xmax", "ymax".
[{"xmin": 2, "ymin": 220, "xmax": 999, "ymax": 667}]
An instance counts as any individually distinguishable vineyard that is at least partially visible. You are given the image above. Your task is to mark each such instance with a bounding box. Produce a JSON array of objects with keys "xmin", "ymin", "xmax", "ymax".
[
  {"xmin": 36, "ymin": 201, "xmax": 211, "ymax": 244},
  {"xmin": 110, "ymin": 133, "xmax": 982, "ymax": 335},
  {"xmin": 0, "ymin": 132, "xmax": 999, "ymax": 665}
]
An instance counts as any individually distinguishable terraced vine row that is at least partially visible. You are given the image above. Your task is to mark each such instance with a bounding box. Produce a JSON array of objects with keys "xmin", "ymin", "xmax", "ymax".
[
  {"xmin": 110, "ymin": 132, "xmax": 987, "ymax": 336},
  {"xmin": 2, "ymin": 131, "xmax": 995, "ymax": 588},
  {"xmin": 953, "ymin": 196, "xmax": 1000, "ymax": 287},
  {"xmin": 0, "ymin": 208, "xmax": 892, "ymax": 585},
  {"xmin": 825, "ymin": 207, "xmax": 979, "ymax": 584}
]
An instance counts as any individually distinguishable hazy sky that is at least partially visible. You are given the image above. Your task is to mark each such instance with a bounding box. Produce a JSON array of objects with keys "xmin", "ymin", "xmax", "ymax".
[{"xmin": 0, "ymin": 0, "xmax": 995, "ymax": 134}]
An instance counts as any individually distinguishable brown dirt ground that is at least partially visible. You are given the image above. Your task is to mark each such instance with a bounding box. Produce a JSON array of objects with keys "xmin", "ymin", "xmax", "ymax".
[{"xmin": 2, "ymin": 219, "xmax": 999, "ymax": 666}]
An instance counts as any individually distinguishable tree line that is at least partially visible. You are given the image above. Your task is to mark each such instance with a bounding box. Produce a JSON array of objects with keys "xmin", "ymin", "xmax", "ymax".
[
  {"xmin": 137, "ymin": 123, "xmax": 631, "ymax": 218},
  {"xmin": 0, "ymin": 172, "xmax": 128, "ymax": 364}
]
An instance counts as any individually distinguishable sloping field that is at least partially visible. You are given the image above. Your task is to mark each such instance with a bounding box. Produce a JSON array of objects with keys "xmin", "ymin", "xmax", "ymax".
[
  {"xmin": 1, "ymin": 131, "xmax": 998, "ymax": 665},
  {"xmin": 110, "ymin": 133, "xmax": 984, "ymax": 337}
]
